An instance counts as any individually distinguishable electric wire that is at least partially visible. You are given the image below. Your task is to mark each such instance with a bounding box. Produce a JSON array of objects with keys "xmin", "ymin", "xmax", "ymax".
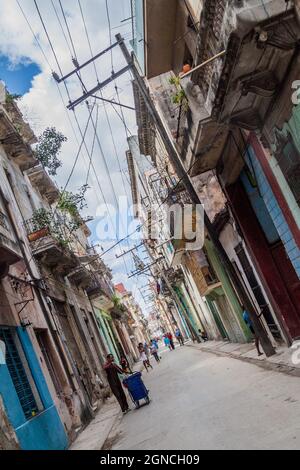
[
  {"xmin": 78, "ymin": 0, "xmax": 131, "ymax": 202},
  {"xmin": 105, "ymin": 0, "xmax": 114, "ymax": 72},
  {"xmin": 16, "ymin": 1, "xmax": 114, "ymax": 270},
  {"xmin": 58, "ymin": 0, "xmax": 78, "ymax": 60},
  {"xmin": 34, "ymin": 0, "xmax": 119, "ymax": 236},
  {"xmin": 55, "ymin": 4, "xmax": 131, "ymax": 274},
  {"xmin": 76, "ymin": 0, "xmax": 134, "ymax": 272}
]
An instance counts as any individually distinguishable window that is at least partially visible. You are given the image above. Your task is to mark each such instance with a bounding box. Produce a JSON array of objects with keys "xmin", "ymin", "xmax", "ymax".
[
  {"xmin": 0, "ymin": 327, "xmax": 43, "ymax": 420},
  {"xmin": 81, "ymin": 309, "xmax": 94, "ymax": 340},
  {"xmin": 35, "ymin": 329, "xmax": 62, "ymax": 395}
]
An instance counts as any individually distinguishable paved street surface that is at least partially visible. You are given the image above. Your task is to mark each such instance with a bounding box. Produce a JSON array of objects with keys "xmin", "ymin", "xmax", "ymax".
[{"xmin": 106, "ymin": 345, "xmax": 300, "ymax": 450}]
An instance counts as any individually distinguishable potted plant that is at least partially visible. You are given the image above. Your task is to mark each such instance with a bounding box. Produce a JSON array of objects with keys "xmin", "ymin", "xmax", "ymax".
[{"xmin": 27, "ymin": 208, "xmax": 51, "ymax": 242}]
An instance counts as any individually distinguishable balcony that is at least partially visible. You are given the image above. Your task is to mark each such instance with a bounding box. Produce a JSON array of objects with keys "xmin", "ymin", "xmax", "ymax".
[
  {"xmin": 67, "ymin": 263, "xmax": 93, "ymax": 289},
  {"xmin": 24, "ymin": 217, "xmax": 78, "ymax": 277},
  {"xmin": 132, "ymin": 81, "xmax": 156, "ymax": 162},
  {"xmin": 0, "ymin": 210, "xmax": 22, "ymax": 276},
  {"xmin": 183, "ymin": 3, "xmax": 299, "ymax": 178},
  {"xmin": 86, "ymin": 277, "xmax": 114, "ymax": 310},
  {"xmin": 0, "ymin": 107, "xmax": 37, "ymax": 171},
  {"xmin": 26, "ymin": 165, "xmax": 60, "ymax": 205},
  {"xmin": 3, "ymin": 97, "xmax": 37, "ymax": 145},
  {"xmin": 184, "ymin": 250, "xmax": 221, "ymax": 296}
]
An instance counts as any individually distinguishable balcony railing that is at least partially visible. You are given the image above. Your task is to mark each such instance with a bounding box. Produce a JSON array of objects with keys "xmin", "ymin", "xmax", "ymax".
[
  {"xmin": 0, "ymin": 210, "xmax": 22, "ymax": 272},
  {"xmin": 67, "ymin": 264, "xmax": 93, "ymax": 289},
  {"xmin": 86, "ymin": 277, "xmax": 113, "ymax": 301},
  {"xmin": 0, "ymin": 105, "xmax": 37, "ymax": 171},
  {"xmin": 24, "ymin": 217, "xmax": 78, "ymax": 276},
  {"xmin": 26, "ymin": 166, "xmax": 60, "ymax": 205}
]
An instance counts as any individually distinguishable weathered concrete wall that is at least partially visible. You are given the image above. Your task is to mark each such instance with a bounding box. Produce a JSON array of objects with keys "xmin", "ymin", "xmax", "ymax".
[{"xmin": 0, "ymin": 396, "xmax": 19, "ymax": 450}]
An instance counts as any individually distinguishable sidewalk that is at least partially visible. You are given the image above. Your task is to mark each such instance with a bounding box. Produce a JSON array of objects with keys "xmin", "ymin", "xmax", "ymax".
[
  {"xmin": 70, "ymin": 361, "xmax": 145, "ymax": 450},
  {"xmin": 69, "ymin": 397, "xmax": 121, "ymax": 450},
  {"xmin": 189, "ymin": 340, "xmax": 300, "ymax": 377}
]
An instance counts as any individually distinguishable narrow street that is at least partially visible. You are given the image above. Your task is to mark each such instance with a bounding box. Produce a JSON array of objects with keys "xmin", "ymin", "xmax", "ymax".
[
  {"xmin": 106, "ymin": 346, "xmax": 300, "ymax": 450},
  {"xmin": 2, "ymin": 0, "xmax": 300, "ymax": 453}
]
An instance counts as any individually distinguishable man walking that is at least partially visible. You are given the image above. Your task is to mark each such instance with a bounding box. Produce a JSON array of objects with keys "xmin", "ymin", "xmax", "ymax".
[
  {"xmin": 138, "ymin": 343, "xmax": 153, "ymax": 372},
  {"xmin": 167, "ymin": 332, "xmax": 175, "ymax": 350},
  {"xmin": 104, "ymin": 354, "xmax": 130, "ymax": 413},
  {"xmin": 175, "ymin": 327, "xmax": 184, "ymax": 346},
  {"xmin": 150, "ymin": 342, "xmax": 160, "ymax": 363},
  {"xmin": 163, "ymin": 334, "xmax": 172, "ymax": 351},
  {"xmin": 242, "ymin": 307, "xmax": 263, "ymax": 357}
]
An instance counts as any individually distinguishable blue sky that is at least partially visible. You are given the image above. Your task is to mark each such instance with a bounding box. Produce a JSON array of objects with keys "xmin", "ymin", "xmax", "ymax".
[{"xmin": 0, "ymin": 54, "xmax": 40, "ymax": 95}]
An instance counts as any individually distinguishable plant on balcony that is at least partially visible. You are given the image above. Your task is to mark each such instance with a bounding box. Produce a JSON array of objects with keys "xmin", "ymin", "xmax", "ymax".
[
  {"xmin": 57, "ymin": 184, "xmax": 89, "ymax": 235},
  {"xmin": 29, "ymin": 208, "xmax": 68, "ymax": 247},
  {"xmin": 28, "ymin": 208, "xmax": 52, "ymax": 241},
  {"xmin": 169, "ymin": 76, "xmax": 187, "ymax": 106},
  {"xmin": 57, "ymin": 184, "xmax": 88, "ymax": 217},
  {"xmin": 111, "ymin": 295, "xmax": 128, "ymax": 320},
  {"xmin": 35, "ymin": 127, "xmax": 67, "ymax": 176},
  {"xmin": 28, "ymin": 185, "xmax": 90, "ymax": 246}
]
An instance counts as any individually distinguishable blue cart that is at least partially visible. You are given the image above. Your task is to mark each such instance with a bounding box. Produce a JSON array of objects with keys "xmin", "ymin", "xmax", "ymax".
[{"xmin": 123, "ymin": 372, "xmax": 150, "ymax": 409}]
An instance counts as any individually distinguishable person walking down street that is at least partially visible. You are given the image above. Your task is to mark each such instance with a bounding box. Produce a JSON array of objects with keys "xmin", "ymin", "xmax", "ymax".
[
  {"xmin": 138, "ymin": 343, "xmax": 153, "ymax": 372},
  {"xmin": 144, "ymin": 341, "xmax": 150, "ymax": 360},
  {"xmin": 104, "ymin": 354, "xmax": 130, "ymax": 414},
  {"xmin": 150, "ymin": 342, "xmax": 160, "ymax": 363},
  {"xmin": 151, "ymin": 338, "xmax": 159, "ymax": 350},
  {"xmin": 175, "ymin": 327, "xmax": 184, "ymax": 346},
  {"xmin": 167, "ymin": 332, "xmax": 175, "ymax": 350},
  {"xmin": 163, "ymin": 335, "xmax": 172, "ymax": 351},
  {"xmin": 242, "ymin": 306, "xmax": 263, "ymax": 357}
]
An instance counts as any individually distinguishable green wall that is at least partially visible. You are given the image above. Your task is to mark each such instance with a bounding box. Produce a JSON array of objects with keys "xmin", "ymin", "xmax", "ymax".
[
  {"xmin": 205, "ymin": 239, "xmax": 251, "ymax": 341},
  {"xmin": 94, "ymin": 309, "xmax": 120, "ymax": 360}
]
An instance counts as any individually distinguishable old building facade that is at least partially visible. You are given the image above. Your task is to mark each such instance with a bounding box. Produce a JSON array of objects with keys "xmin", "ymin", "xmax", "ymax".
[
  {"xmin": 0, "ymin": 84, "xmax": 146, "ymax": 449},
  {"xmin": 129, "ymin": 0, "xmax": 300, "ymax": 346}
]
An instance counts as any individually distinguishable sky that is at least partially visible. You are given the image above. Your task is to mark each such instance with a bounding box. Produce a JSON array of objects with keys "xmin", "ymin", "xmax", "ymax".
[{"xmin": 0, "ymin": 0, "xmax": 151, "ymax": 312}]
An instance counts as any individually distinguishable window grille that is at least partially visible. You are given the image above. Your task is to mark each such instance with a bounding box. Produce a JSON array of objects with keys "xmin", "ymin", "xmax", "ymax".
[{"xmin": 0, "ymin": 327, "xmax": 39, "ymax": 420}]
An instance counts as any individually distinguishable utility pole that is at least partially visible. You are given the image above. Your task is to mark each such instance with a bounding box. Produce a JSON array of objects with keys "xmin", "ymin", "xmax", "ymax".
[{"xmin": 116, "ymin": 33, "xmax": 275, "ymax": 357}]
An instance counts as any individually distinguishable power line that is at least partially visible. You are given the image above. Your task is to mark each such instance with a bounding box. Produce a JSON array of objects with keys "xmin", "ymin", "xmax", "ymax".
[
  {"xmin": 85, "ymin": 103, "xmax": 99, "ymax": 186},
  {"xmin": 18, "ymin": 2, "xmax": 171, "ymax": 276},
  {"xmin": 16, "ymin": 0, "xmax": 52, "ymax": 71},
  {"xmin": 36, "ymin": 0, "xmax": 119, "ymax": 235},
  {"xmin": 34, "ymin": 0, "xmax": 64, "ymax": 77},
  {"xmin": 57, "ymin": 2, "xmax": 131, "ymax": 273},
  {"xmin": 51, "ymin": 0, "xmax": 74, "ymax": 59},
  {"xmin": 16, "ymin": 0, "xmax": 117, "ymax": 270},
  {"xmin": 105, "ymin": 0, "xmax": 114, "ymax": 72},
  {"xmin": 77, "ymin": 0, "xmax": 99, "ymax": 82},
  {"xmin": 77, "ymin": 0, "xmax": 134, "ymax": 271},
  {"xmin": 61, "ymin": 100, "xmax": 96, "ymax": 193},
  {"xmin": 58, "ymin": 0, "xmax": 78, "ymax": 60}
]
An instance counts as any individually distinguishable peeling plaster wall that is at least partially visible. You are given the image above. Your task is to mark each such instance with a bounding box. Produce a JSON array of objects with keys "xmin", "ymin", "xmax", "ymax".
[
  {"xmin": 192, "ymin": 171, "xmax": 227, "ymax": 221},
  {"xmin": 0, "ymin": 396, "xmax": 19, "ymax": 450}
]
